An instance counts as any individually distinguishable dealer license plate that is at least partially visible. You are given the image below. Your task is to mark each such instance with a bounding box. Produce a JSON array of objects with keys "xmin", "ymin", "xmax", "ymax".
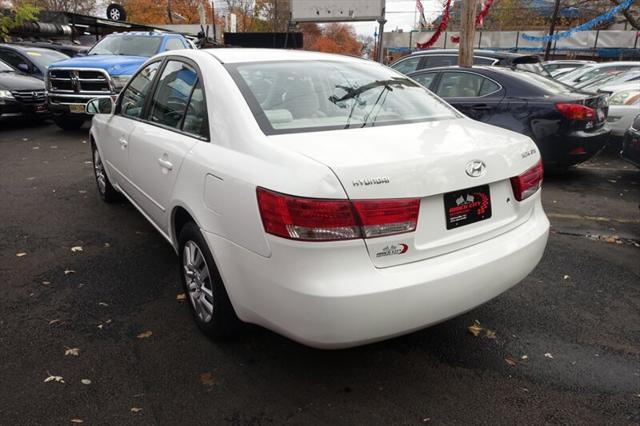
[
  {"xmin": 444, "ymin": 185, "xmax": 492, "ymax": 230},
  {"xmin": 69, "ymin": 104, "xmax": 85, "ymax": 113}
]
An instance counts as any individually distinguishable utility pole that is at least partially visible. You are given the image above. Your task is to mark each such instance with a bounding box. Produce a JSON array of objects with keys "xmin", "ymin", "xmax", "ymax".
[
  {"xmin": 544, "ymin": 0, "xmax": 561, "ymax": 61},
  {"xmin": 459, "ymin": 0, "xmax": 476, "ymax": 67},
  {"xmin": 376, "ymin": 4, "xmax": 386, "ymax": 64}
]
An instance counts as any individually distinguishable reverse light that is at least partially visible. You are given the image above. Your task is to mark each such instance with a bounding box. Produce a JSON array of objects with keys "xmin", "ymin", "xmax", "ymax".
[
  {"xmin": 510, "ymin": 160, "xmax": 544, "ymax": 202},
  {"xmin": 555, "ymin": 103, "xmax": 595, "ymax": 121},
  {"xmin": 256, "ymin": 188, "xmax": 420, "ymax": 241}
]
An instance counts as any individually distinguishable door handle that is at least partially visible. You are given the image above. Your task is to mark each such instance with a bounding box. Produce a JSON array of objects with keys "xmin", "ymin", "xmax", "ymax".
[
  {"xmin": 118, "ymin": 136, "xmax": 128, "ymax": 148},
  {"xmin": 157, "ymin": 157, "xmax": 173, "ymax": 170},
  {"xmin": 470, "ymin": 104, "xmax": 491, "ymax": 110}
]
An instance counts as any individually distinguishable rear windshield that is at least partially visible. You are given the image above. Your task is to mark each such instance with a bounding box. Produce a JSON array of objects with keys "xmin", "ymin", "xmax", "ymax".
[
  {"xmin": 226, "ymin": 60, "xmax": 459, "ymax": 135},
  {"xmin": 88, "ymin": 36, "xmax": 162, "ymax": 57},
  {"xmin": 511, "ymin": 70, "xmax": 574, "ymax": 94}
]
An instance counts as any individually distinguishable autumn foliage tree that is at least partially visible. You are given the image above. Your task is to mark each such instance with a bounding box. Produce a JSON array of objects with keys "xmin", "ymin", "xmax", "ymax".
[
  {"xmin": 122, "ymin": 0, "xmax": 215, "ymax": 25},
  {"xmin": 300, "ymin": 23, "xmax": 362, "ymax": 57}
]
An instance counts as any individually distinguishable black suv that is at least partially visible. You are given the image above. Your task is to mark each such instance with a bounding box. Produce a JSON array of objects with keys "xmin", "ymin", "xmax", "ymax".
[{"xmin": 390, "ymin": 49, "xmax": 549, "ymax": 76}]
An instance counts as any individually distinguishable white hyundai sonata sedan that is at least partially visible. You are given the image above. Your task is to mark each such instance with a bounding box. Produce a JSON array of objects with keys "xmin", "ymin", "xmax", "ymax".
[{"xmin": 86, "ymin": 48, "xmax": 549, "ymax": 349}]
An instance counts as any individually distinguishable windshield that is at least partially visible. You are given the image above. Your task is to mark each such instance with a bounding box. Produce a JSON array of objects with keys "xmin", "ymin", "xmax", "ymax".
[
  {"xmin": 558, "ymin": 65, "xmax": 595, "ymax": 82},
  {"xmin": 0, "ymin": 60, "xmax": 14, "ymax": 72},
  {"xmin": 24, "ymin": 49, "xmax": 68, "ymax": 69},
  {"xmin": 89, "ymin": 35, "xmax": 162, "ymax": 57},
  {"xmin": 511, "ymin": 70, "xmax": 575, "ymax": 94},
  {"xmin": 226, "ymin": 60, "xmax": 458, "ymax": 135}
]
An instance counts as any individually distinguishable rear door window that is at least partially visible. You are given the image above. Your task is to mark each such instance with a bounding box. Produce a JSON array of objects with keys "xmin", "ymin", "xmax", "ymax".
[
  {"xmin": 182, "ymin": 81, "xmax": 208, "ymax": 139},
  {"xmin": 149, "ymin": 60, "xmax": 198, "ymax": 129},
  {"xmin": 436, "ymin": 72, "xmax": 499, "ymax": 97},
  {"xmin": 412, "ymin": 72, "xmax": 437, "ymax": 89}
]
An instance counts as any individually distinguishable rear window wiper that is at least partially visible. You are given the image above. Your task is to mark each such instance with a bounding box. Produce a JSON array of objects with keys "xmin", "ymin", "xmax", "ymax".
[{"xmin": 329, "ymin": 78, "xmax": 413, "ymax": 105}]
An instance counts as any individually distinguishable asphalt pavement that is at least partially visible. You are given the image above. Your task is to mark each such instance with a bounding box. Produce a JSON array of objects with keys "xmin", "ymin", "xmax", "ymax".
[{"xmin": 1, "ymin": 121, "xmax": 639, "ymax": 425}]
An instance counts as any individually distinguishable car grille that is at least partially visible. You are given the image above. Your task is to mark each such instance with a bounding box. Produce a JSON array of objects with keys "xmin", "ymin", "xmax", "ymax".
[
  {"xmin": 48, "ymin": 69, "xmax": 112, "ymax": 94},
  {"xmin": 11, "ymin": 90, "xmax": 46, "ymax": 104}
]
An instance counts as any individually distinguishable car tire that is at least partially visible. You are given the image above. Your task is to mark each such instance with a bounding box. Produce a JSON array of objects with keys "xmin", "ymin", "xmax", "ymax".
[
  {"xmin": 91, "ymin": 143, "xmax": 120, "ymax": 203},
  {"xmin": 106, "ymin": 4, "xmax": 127, "ymax": 21},
  {"xmin": 178, "ymin": 221, "xmax": 241, "ymax": 339},
  {"xmin": 53, "ymin": 115, "xmax": 85, "ymax": 130}
]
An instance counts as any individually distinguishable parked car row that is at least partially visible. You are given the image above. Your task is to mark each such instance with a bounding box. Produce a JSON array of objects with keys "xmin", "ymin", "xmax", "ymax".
[{"xmin": 389, "ymin": 49, "xmax": 640, "ymax": 170}]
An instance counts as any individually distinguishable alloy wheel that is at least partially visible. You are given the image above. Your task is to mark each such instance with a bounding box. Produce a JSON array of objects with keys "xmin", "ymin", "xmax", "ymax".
[
  {"xmin": 183, "ymin": 240, "xmax": 214, "ymax": 323},
  {"xmin": 93, "ymin": 148, "xmax": 106, "ymax": 195}
]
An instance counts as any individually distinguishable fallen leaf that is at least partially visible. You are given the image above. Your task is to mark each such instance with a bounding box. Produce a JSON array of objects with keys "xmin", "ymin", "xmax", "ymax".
[
  {"xmin": 70, "ymin": 419, "xmax": 84, "ymax": 423},
  {"xmin": 521, "ymin": 355, "xmax": 529, "ymax": 360},
  {"xmin": 42, "ymin": 281, "xmax": 51, "ymax": 285},
  {"xmin": 421, "ymin": 418, "xmax": 431, "ymax": 423},
  {"xmin": 604, "ymin": 235, "xmax": 619, "ymax": 244},
  {"xmin": 16, "ymin": 252, "xmax": 27, "ymax": 257},
  {"xmin": 176, "ymin": 293, "xmax": 186, "ymax": 302},
  {"xmin": 130, "ymin": 407, "xmax": 143, "ymax": 413},
  {"xmin": 78, "ymin": 190, "xmax": 87, "ymax": 194},
  {"xmin": 81, "ymin": 379, "xmax": 91, "ymax": 385},
  {"xmin": 137, "ymin": 330, "xmax": 153, "ymax": 339},
  {"xmin": 200, "ymin": 372, "xmax": 215, "ymax": 386},
  {"xmin": 544, "ymin": 352, "xmax": 554, "ymax": 359},
  {"xmin": 44, "ymin": 374, "xmax": 65, "ymax": 383},
  {"xmin": 48, "ymin": 319, "xmax": 61, "ymax": 325},
  {"xmin": 64, "ymin": 269, "xmax": 76, "ymax": 275},
  {"xmin": 98, "ymin": 302, "xmax": 109, "ymax": 307},
  {"xmin": 485, "ymin": 329, "xmax": 496, "ymax": 339},
  {"xmin": 32, "ymin": 146, "xmax": 40, "ymax": 150},
  {"xmin": 71, "ymin": 246, "xmax": 83, "ymax": 252},
  {"xmin": 563, "ymin": 275, "xmax": 570, "ymax": 280},
  {"xmin": 504, "ymin": 356, "xmax": 517, "ymax": 366},
  {"xmin": 64, "ymin": 347, "xmax": 80, "ymax": 356},
  {"xmin": 468, "ymin": 320, "xmax": 483, "ymax": 337},
  {"xmin": 103, "ymin": 242, "xmax": 111, "ymax": 248}
]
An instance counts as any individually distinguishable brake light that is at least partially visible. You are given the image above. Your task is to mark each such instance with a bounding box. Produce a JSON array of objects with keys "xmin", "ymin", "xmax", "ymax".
[
  {"xmin": 256, "ymin": 188, "xmax": 420, "ymax": 241},
  {"xmin": 555, "ymin": 103, "xmax": 595, "ymax": 121},
  {"xmin": 510, "ymin": 160, "xmax": 543, "ymax": 201}
]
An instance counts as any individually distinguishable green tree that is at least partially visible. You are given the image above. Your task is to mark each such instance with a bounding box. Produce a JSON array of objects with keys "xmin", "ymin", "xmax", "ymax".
[{"xmin": 1, "ymin": 3, "xmax": 40, "ymax": 42}]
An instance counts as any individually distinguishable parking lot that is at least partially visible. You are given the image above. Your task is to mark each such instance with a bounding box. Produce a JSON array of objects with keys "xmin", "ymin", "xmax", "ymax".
[{"xmin": 0, "ymin": 120, "xmax": 638, "ymax": 424}]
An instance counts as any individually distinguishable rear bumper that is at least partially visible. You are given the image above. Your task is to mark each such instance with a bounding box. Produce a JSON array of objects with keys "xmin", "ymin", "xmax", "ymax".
[
  {"xmin": 205, "ymin": 198, "xmax": 550, "ymax": 349},
  {"xmin": 541, "ymin": 126, "xmax": 611, "ymax": 167}
]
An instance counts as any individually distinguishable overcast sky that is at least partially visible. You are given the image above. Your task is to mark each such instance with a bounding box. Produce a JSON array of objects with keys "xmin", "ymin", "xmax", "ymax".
[{"xmin": 348, "ymin": 0, "xmax": 441, "ymax": 36}]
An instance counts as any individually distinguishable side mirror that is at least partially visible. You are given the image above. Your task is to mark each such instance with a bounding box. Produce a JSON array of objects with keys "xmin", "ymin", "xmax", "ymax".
[
  {"xmin": 633, "ymin": 114, "xmax": 640, "ymax": 131},
  {"xmin": 86, "ymin": 97, "xmax": 114, "ymax": 115},
  {"xmin": 17, "ymin": 63, "xmax": 29, "ymax": 73}
]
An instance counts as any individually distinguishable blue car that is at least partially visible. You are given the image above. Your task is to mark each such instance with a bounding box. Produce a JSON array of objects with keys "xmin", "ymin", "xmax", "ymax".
[{"xmin": 46, "ymin": 31, "xmax": 193, "ymax": 130}]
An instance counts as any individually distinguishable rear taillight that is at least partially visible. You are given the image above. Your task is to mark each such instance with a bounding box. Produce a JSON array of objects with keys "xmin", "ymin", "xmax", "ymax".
[
  {"xmin": 256, "ymin": 188, "xmax": 420, "ymax": 241},
  {"xmin": 555, "ymin": 103, "xmax": 595, "ymax": 121},
  {"xmin": 352, "ymin": 199, "xmax": 420, "ymax": 238},
  {"xmin": 510, "ymin": 160, "xmax": 543, "ymax": 201}
]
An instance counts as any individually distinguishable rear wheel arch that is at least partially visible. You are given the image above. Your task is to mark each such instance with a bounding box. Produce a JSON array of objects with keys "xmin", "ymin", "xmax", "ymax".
[{"xmin": 171, "ymin": 205, "xmax": 201, "ymax": 249}]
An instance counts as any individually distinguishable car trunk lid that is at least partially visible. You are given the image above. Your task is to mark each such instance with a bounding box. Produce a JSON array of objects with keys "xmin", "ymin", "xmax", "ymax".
[{"xmin": 270, "ymin": 118, "xmax": 542, "ymax": 267}]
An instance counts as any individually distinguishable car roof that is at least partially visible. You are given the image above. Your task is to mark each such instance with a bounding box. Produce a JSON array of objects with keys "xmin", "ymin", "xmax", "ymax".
[
  {"xmin": 203, "ymin": 48, "xmax": 365, "ymax": 64},
  {"xmin": 409, "ymin": 49, "xmax": 529, "ymax": 59},
  {"xmin": 599, "ymin": 82, "xmax": 640, "ymax": 93},
  {"xmin": 105, "ymin": 31, "xmax": 180, "ymax": 37},
  {"xmin": 408, "ymin": 65, "xmax": 512, "ymax": 74},
  {"xmin": 543, "ymin": 60, "xmax": 594, "ymax": 64},
  {"xmin": 588, "ymin": 61, "xmax": 640, "ymax": 68},
  {"xmin": 0, "ymin": 43, "xmax": 62, "ymax": 53}
]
